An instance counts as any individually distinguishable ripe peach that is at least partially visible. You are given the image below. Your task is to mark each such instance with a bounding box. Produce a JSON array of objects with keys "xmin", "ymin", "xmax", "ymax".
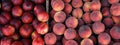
[
  {"xmin": 22, "ymin": 12, "xmax": 33, "ymax": 23},
  {"xmin": 108, "ymin": 0, "xmax": 119, "ymax": 4},
  {"xmin": 65, "ymin": 16, "xmax": 78, "ymax": 28},
  {"xmin": 44, "ymin": 33, "xmax": 57, "ymax": 45},
  {"xmin": 110, "ymin": 3, "xmax": 120, "ymax": 16},
  {"xmin": 1, "ymin": 12, "xmax": 11, "ymax": 21},
  {"xmin": 64, "ymin": 3, "xmax": 72, "ymax": 14},
  {"xmin": 21, "ymin": 39, "xmax": 31, "ymax": 45},
  {"xmin": 54, "ymin": 11, "xmax": 66, "ymax": 22},
  {"xmin": 12, "ymin": 41, "xmax": 23, "ymax": 45},
  {"xmin": 0, "ymin": 15, "xmax": 9, "ymax": 24},
  {"xmin": 32, "ymin": 37, "xmax": 44, "ymax": 45},
  {"xmin": 1, "ymin": 37, "xmax": 12, "ymax": 45},
  {"xmin": 2, "ymin": 1, "xmax": 12, "ymax": 12},
  {"xmin": 32, "ymin": 19, "xmax": 40, "ymax": 29},
  {"xmin": 11, "ymin": 0, "xmax": 23, "ymax": 5},
  {"xmin": 2, "ymin": 25, "xmax": 15, "ymax": 36},
  {"xmin": 53, "ymin": 23, "xmax": 66, "ymax": 35},
  {"xmin": 81, "ymin": 39, "xmax": 93, "ymax": 45},
  {"xmin": 103, "ymin": 17, "xmax": 114, "ymax": 28},
  {"xmin": 65, "ymin": 40, "xmax": 78, "ymax": 45},
  {"xmin": 90, "ymin": 11, "xmax": 102, "ymax": 22},
  {"xmin": 12, "ymin": 6, "xmax": 23, "ymax": 17},
  {"xmin": 64, "ymin": 28, "xmax": 76, "ymax": 40},
  {"xmin": 72, "ymin": 0, "xmax": 83, "ymax": 8},
  {"xmin": 83, "ymin": 2, "xmax": 91, "ymax": 12},
  {"xmin": 72, "ymin": 8, "xmax": 83, "ymax": 19},
  {"xmin": 22, "ymin": 1, "xmax": 33, "ymax": 11},
  {"xmin": 90, "ymin": 0, "xmax": 101, "ymax": 11},
  {"xmin": 20, "ymin": 24, "xmax": 33, "ymax": 38},
  {"xmin": 51, "ymin": 0, "xmax": 64, "ymax": 11},
  {"xmin": 110, "ymin": 26, "xmax": 120, "ymax": 39},
  {"xmin": 82, "ymin": 12, "xmax": 92, "ymax": 24},
  {"xmin": 78, "ymin": 25, "xmax": 92, "ymax": 38},
  {"xmin": 98, "ymin": 33, "xmax": 111, "ymax": 45},
  {"xmin": 36, "ymin": 22, "xmax": 49, "ymax": 35},
  {"xmin": 92, "ymin": 22, "xmax": 105, "ymax": 34},
  {"xmin": 37, "ymin": 12, "xmax": 49, "ymax": 22}
]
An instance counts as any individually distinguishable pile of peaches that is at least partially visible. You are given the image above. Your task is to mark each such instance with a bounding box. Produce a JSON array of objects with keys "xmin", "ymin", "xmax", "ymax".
[{"xmin": 1, "ymin": 0, "xmax": 120, "ymax": 45}]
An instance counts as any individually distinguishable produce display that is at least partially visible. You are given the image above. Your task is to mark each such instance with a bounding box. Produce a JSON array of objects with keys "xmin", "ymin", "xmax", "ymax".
[{"xmin": 1, "ymin": 0, "xmax": 120, "ymax": 45}]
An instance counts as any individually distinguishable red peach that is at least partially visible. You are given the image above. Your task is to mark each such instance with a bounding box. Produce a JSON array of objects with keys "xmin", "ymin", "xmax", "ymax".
[
  {"xmin": 21, "ymin": 39, "xmax": 31, "ymax": 45},
  {"xmin": 78, "ymin": 25, "xmax": 92, "ymax": 38},
  {"xmin": 112, "ymin": 16, "xmax": 120, "ymax": 24},
  {"xmin": 90, "ymin": 11, "xmax": 102, "ymax": 22},
  {"xmin": 32, "ymin": 37, "xmax": 44, "ymax": 45},
  {"xmin": 1, "ymin": 12, "xmax": 11, "ymax": 21},
  {"xmin": 34, "ymin": 5, "xmax": 45, "ymax": 15},
  {"xmin": 12, "ymin": 41, "xmax": 23, "ymax": 45},
  {"xmin": 64, "ymin": 28, "xmax": 77, "ymax": 40},
  {"xmin": 37, "ymin": 12, "xmax": 49, "ymax": 22},
  {"xmin": 90, "ymin": 0, "xmax": 101, "ymax": 11},
  {"xmin": 72, "ymin": 8, "xmax": 83, "ymax": 19},
  {"xmin": 1, "ymin": 37, "xmax": 12, "ymax": 45},
  {"xmin": 82, "ymin": 12, "xmax": 92, "ymax": 24},
  {"xmin": 2, "ymin": 1, "xmax": 12, "ymax": 12},
  {"xmin": 51, "ymin": 0, "xmax": 64, "ymax": 11},
  {"xmin": 64, "ymin": 3, "xmax": 72, "ymax": 14},
  {"xmin": 22, "ymin": 12, "xmax": 33, "ymax": 23},
  {"xmin": 22, "ymin": 1, "xmax": 33, "ymax": 11},
  {"xmin": 31, "ymin": 31, "xmax": 41, "ymax": 39},
  {"xmin": 54, "ymin": 11, "xmax": 66, "ymax": 22},
  {"xmin": 50, "ymin": 10, "xmax": 57, "ymax": 18},
  {"xmin": 65, "ymin": 40, "xmax": 78, "ymax": 45},
  {"xmin": 2, "ymin": 25, "xmax": 15, "ymax": 36},
  {"xmin": 10, "ymin": 19, "xmax": 21, "ymax": 29},
  {"xmin": 20, "ymin": 24, "xmax": 33, "ymax": 38},
  {"xmin": 36, "ymin": 22, "xmax": 49, "ymax": 35},
  {"xmin": 0, "ymin": 15, "xmax": 8, "ymax": 24},
  {"xmin": 53, "ymin": 23, "xmax": 66, "ymax": 35},
  {"xmin": 44, "ymin": 33, "xmax": 57, "ymax": 45},
  {"xmin": 72, "ymin": 0, "xmax": 83, "ymax": 8},
  {"xmin": 12, "ymin": 6, "xmax": 23, "ymax": 17},
  {"xmin": 65, "ymin": 16, "xmax": 78, "ymax": 28},
  {"xmin": 63, "ymin": 0, "xmax": 71, "ymax": 3},
  {"xmin": 11, "ymin": 0, "xmax": 23, "ymax": 5},
  {"xmin": 110, "ymin": 3, "xmax": 120, "ymax": 16},
  {"xmin": 108, "ymin": 0, "xmax": 119, "ymax": 4},
  {"xmin": 81, "ymin": 39, "xmax": 94, "ymax": 45},
  {"xmin": 83, "ymin": 2, "xmax": 91, "ymax": 12},
  {"xmin": 110, "ymin": 26, "xmax": 120, "ymax": 39},
  {"xmin": 102, "ymin": 7, "xmax": 111, "ymax": 17},
  {"xmin": 103, "ymin": 17, "xmax": 114, "ymax": 28},
  {"xmin": 92, "ymin": 22, "xmax": 105, "ymax": 34},
  {"xmin": 34, "ymin": 0, "xmax": 45, "ymax": 4}
]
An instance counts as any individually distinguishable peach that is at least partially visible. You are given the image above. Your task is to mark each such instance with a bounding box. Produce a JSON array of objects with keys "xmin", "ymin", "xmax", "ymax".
[
  {"xmin": 72, "ymin": 0, "xmax": 83, "ymax": 8},
  {"xmin": 22, "ymin": 1, "xmax": 33, "ymax": 11},
  {"xmin": 83, "ymin": 2, "xmax": 91, "ymax": 12},
  {"xmin": 82, "ymin": 12, "xmax": 92, "ymax": 24},
  {"xmin": 9, "ymin": 33, "xmax": 20, "ymax": 40},
  {"xmin": 92, "ymin": 22, "xmax": 105, "ymax": 34},
  {"xmin": 51, "ymin": 0, "xmax": 64, "ymax": 11},
  {"xmin": 31, "ymin": 31, "xmax": 41, "ymax": 39},
  {"xmin": 50, "ymin": 10, "xmax": 57, "ymax": 18},
  {"xmin": 36, "ymin": 22, "xmax": 49, "ymax": 35},
  {"xmin": 37, "ymin": 12, "xmax": 49, "ymax": 22},
  {"xmin": 44, "ymin": 33, "xmax": 57, "ymax": 45},
  {"xmin": 12, "ymin": 6, "xmax": 23, "ymax": 17},
  {"xmin": 32, "ymin": 37, "xmax": 44, "ymax": 45},
  {"xmin": 2, "ymin": 1, "xmax": 12, "ymax": 12},
  {"xmin": 64, "ymin": 28, "xmax": 77, "ymax": 40},
  {"xmin": 81, "ymin": 39, "xmax": 93, "ymax": 45},
  {"xmin": 64, "ymin": 3, "xmax": 72, "ymax": 14},
  {"xmin": 0, "ymin": 15, "xmax": 8, "ymax": 24},
  {"xmin": 110, "ymin": 3, "xmax": 120, "ymax": 16},
  {"xmin": 98, "ymin": 33, "xmax": 111, "ymax": 45},
  {"xmin": 89, "ymin": 35, "xmax": 97, "ymax": 45},
  {"xmin": 62, "ymin": 37, "xmax": 68, "ymax": 45},
  {"xmin": 90, "ymin": 11, "xmax": 102, "ymax": 22},
  {"xmin": 22, "ymin": 12, "xmax": 33, "ymax": 23},
  {"xmin": 20, "ymin": 24, "xmax": 33, "ymax": 38},
  {"xmin": 108, "ymin": 0, "xmax": 119, "ymax": 4},
  {"xmin": 103, "ymin": 17, "xmax": 114, "ymax": 28},
  {"xmin": 21, "ymin": 39, "xmax": 31, "ymax": 45},
  {"xmin": 1, "ymin": 12, "xmax": 11, "ymax": 21},
  {"xmin": 32, "ymin": 19, "xmax": 40, "ymax": 29},
  {"xmin": 1, "ymin": 37, "xmax": 12, "ymax": 45},
  {"xmin": 72, "ymin": 8, "xmax": 83, "ymax": 19},
  {"xmin": 90, "ymin": 0, "xmax": 101, "ymax": 11},
  {"xmin": 78, "ymin": 25, "xmax": 92, "ymax": 38},
  {"xmin": 65, "ymin": 16, "xmax": 78, "ymax": 28},
  {"xmin": 110, "ymin": 26, "xmax": 120, "ymax": 39},
  {"xmin": 53, "ymin": 23, "xmax": 65, "ymax": 35},
  {"xmin": 34, "ymin": 0, "xmax": 45, "ymax": 4},
  {"xmin": 65, "ymin": 40, "xmax": 78, "ymax": 45},
  {"xmin": 54, "ymin": 11, "xmax": 66, "ymax": 22},
  {"xmin": 2, "ymin": 25, "xmax": 15, "ymax": 36}
]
